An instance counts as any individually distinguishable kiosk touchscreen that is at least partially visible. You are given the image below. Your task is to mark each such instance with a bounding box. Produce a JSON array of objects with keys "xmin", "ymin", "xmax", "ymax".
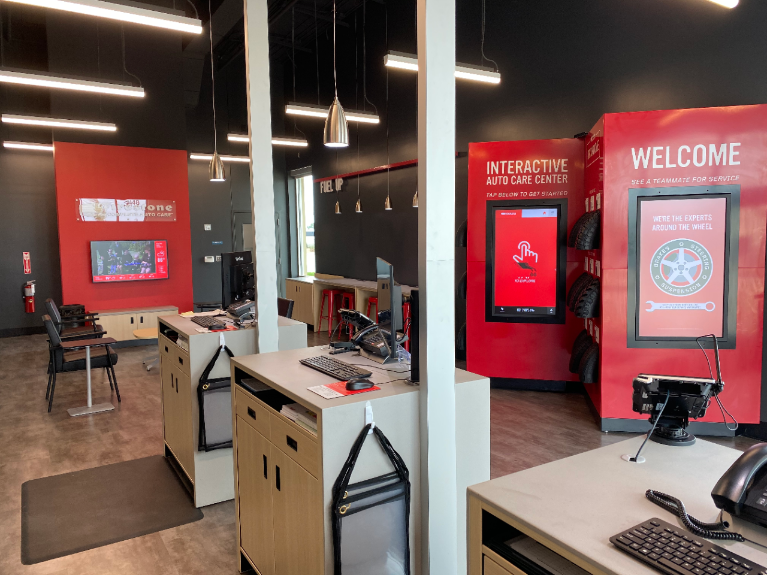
[{"xmin": 486, "ymin": 201, "xmax": 567, "ymax": 324}]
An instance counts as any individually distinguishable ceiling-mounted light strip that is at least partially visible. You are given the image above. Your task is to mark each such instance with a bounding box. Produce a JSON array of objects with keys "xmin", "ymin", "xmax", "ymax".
[
  {"xmin": 705, "ymin": 0, "xmax": 738, "ymax": 7},
  {"xmin": 384, "ymin": 52, "xmax": 501, "ymax": 84},
  {"xmin": 4, "ymin": 0, "xmax": 203, "ymax": 33},
  {"xmin": 3, "ymin": 141, "xmax": 54, "ymax": 151},
  {"xmin": 285, "ymin": 103, "xmax": 379, "ymax": 124},
  {"xmin": 0, "ymin": 69, "xmax": 145, "ymax": 97},
  {"xmin": 189, "ymin": 153, "xmax": 250, "ymax": 163},
  {"xmin": 228, "ymin": 133, "xmax": 309, "ymax": 147},
  {"xmin": 2, "ymin": 114, "xmax": 117, "ymax": 131}
]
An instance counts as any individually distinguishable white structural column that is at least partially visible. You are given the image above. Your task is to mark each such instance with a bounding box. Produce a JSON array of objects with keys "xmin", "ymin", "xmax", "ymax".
[
  {"xmin": 417, "ymin": 0, "xmax": 457, "ymax": 574},
  {"xmin": 243, "ymin": 0, "xmax": 279, "ymax": 353}
]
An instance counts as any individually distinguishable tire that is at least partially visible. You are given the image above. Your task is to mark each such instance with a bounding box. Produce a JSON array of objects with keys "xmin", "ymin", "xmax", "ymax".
[
  {"xmin": 456, "ymin": 322, "xmax": 467, "ymax": 352},
  {"xmin": 569, "ymin": 329, "xmax": 593, "ymax": 374},
  {"xmin": 567, "ymin": 273, "xmax": 593, "ymax": 311},
  {"xmin": 574, "ymin": 278, "xmax": 600, "ymax": 318},
  {"xmin": 567, "ymin": 213, "xmax": 589, "ymax": 248},
  {"xmin": 579, "ymin": 342, "xmax": 599, "ymax": 384},
  {"xmin": 456, "ymin": 220, "xmax": 468, "ymax": 248},
  {"xmin": 457, "ymin": 271, "xmax": 467, "ymax": 300},
  {"xmin": 574, "ymin": 210, "xmax": 601, "ymax": 250}
]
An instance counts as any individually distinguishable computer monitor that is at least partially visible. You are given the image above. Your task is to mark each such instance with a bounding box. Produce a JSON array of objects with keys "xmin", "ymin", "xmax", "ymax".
[
  {"xmin": 221, "ymin": 251, "xmax": 254, "ymax": 308},
  {"xmin": 377, "ymin": 257, "xmax": 402, "ymax": 359}
]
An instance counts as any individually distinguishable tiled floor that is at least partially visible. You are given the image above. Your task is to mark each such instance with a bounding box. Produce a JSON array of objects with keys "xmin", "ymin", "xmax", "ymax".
[{"xmin": 0, "ymin": 331, "xmax": 757, "ymax": 574}]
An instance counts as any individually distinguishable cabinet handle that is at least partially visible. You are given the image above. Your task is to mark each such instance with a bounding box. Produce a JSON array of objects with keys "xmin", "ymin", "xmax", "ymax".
[
  {"xmin": 178, "ymin": 356, "xmax": 184, "ymax": 366},
  {"xmin": 263, "ymin": 455, "xmax": 268, "ymax": 479},
  {"xmin": 140, "ymin": 316, "xmax": 144, "ymax": 324},
  {"xmin": 171, "ymin": 374, "xmax": 174, "ymax": 389},
  {"xmin": 275, "ymin": 465, "xmax": 281, "ymax": 491},
  {"xmin": 165, "ymin": 345, "xmax": 169, "ymax": 353},
  {"xmin": 247, "ymin": 407, "xmax": 256, "ymax": 420},
  {"xmin": 176, "ymin": 376, "xmax": 179, "ymax": 393},
  {"xmin": 286, "ymin": 435, "xmax": 298, "ymax": 452}
]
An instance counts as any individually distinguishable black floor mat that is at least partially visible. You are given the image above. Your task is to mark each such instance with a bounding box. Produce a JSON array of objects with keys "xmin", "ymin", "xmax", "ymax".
[{"xmin": 21, "ymin": 455, "xmax": 204, "ymax": 564}]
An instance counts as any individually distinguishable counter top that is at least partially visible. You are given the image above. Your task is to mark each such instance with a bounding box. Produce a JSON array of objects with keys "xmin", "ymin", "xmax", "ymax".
[
  {"xmin": 92, "ymin": 305, "xmax": 178, "ymax": 315},
  {"xmin": 231, "ymin": 345, "xmax": 483, "ymax": 413},
  {"xmin": 288, "ymin": 276, "xmax": 415, "ymax": 295},
  {"xmin": 159, "ymin": 314, "xmax": 302, "ymax": 338}
]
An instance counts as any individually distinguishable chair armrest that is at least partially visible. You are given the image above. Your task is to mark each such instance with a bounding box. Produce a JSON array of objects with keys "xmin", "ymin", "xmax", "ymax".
[
  {"xmin": 59, "ymin": 330, "xmax": 106, "ymax": 340},
  {"xmin": 54, "ymin": 313, "xmax": 99, "ymax": 322},
  {"xmin": 60, "ymin": 337, "xmax": 117, "ymax": 350}
]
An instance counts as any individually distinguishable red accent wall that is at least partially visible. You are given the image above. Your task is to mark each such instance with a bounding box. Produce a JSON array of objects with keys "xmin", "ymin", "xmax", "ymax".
[
  {"xmin": 591, "ymin": 105, "xmax": 767, "ymax": 425},
  {"xmin": 466, "ymin": 138, "xmax": 586, "ymax": 382},
  {"xmin": 54, "ymin": 142, "xmax": 193, "ymax": 312}
]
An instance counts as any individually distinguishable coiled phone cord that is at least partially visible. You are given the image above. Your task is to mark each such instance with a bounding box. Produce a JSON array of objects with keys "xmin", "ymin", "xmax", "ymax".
[{"xmin": 645, "ymin": 490, "xmax": 744, "ymax": 541}]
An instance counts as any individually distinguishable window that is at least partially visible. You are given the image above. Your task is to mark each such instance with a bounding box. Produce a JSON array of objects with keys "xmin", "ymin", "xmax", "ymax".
[{"xmin": 296, "ymin": 174, "xmax": 315, "ymax": 276}]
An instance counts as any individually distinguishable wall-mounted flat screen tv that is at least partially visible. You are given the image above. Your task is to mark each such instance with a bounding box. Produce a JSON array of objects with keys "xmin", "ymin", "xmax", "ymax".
[{"xmin": 91, "ymin": 240, "xmax": 169, "ymax": 283}]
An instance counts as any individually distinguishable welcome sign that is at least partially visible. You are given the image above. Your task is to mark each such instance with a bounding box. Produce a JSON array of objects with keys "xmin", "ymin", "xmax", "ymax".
[{"xmin": 77, "ymin": 199, "xmax": 177, "ymax": 222}]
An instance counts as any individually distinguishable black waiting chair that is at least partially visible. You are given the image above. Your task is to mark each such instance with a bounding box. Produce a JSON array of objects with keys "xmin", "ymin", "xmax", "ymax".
[
  {"xmin": 45, "ymin": 298, "xmax": 104, "ymax": 339},
  {"xmin": 277, "ymin": 297, "xmax": 294, "ymax": 319},
  {"xmin": 43, "ymin": 315, "xmax": 120, "ymax": 413}
]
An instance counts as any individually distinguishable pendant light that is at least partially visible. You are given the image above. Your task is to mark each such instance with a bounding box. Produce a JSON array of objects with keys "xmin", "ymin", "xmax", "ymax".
[
  {"xmin": 324, "ymin": 1, "xmax": 348, "ymax": 147},
  {"xmin": 207, "ymin": 0, "xmax": 225, "ymax": 182},
  {"xmin": 412, "ymin": 189, "xmax": 418, "ymax": 208},
  {"xmin": 335, "ymin": 199, "xmax": 342, "ymax": 214},
  {"xmin": 383, "ymin": 5, "xmax": 392, "ymax": 211}
]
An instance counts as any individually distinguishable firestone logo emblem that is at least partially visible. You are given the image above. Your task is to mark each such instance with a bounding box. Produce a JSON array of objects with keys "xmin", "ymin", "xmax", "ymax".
[{"xmin": 651, "ymin": 239, "xmax": 712, "ymax": 297}]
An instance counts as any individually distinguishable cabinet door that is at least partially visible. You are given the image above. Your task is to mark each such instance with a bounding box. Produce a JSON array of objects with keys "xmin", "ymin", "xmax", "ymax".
[
  {"xmin": 286, "ymin": 281, "xmax": 302, "ymax": 321},
  {"xmin": 174, "ymin": 368, "xmax": 195, "ymax": 476},
  {"xmin": 161, "ymin": 358, "xmax": 177, "ymax": 447},
  {"xmin": 237, "ymin": 419, "xmax": 275, "ymax": 575},
  {"xmin": 96, "ymin": 314, "xmax": 120, "ymax": 340},
  {"xmin": 271, "ymin": 448, "xmax": 323, "ymax": 575}
]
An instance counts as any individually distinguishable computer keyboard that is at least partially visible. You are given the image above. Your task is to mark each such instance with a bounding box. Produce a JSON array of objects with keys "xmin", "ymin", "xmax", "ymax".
[
  {"xmin": 610, "ymin": 517, "xmax": 766, "ymax": 575},
  {"xmin": 191, "ymin": 316, "xmax": 227, "ymax": 330},
  {"xmin": 299, "ymin": 355, "xmax": 372, "ymax": 381}
]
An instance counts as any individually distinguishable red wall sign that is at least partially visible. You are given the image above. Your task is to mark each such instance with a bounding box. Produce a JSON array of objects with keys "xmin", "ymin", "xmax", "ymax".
[
  {"xmin": 23, "ymin": 252, "xmax": 31, "ymax": 274},
  {"xmin": 54, "ymin": 142, "xmax": 194, "ymax": 312}
]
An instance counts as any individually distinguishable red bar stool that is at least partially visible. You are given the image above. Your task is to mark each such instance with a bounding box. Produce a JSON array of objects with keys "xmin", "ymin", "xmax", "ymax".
[
  {"xmin": 338, "ymin": 292, "xmax": 355, "ymax": 339},
  {"xmin": 366, "ymin": 297, "xmax": 379, "ymax": 323},
  {"xmin": 319, "ymin": 289, "xmax": 343, "ymax": 337},
  {"xmin": 402, "ymin": 301, "xmax": 412, "ymax": 352}
]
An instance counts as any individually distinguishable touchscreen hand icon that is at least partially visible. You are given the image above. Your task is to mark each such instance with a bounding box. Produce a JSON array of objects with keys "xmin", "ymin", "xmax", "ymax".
[{"xmin": 513, "ymin": 241, "xmax": 538, "ymax": 277}]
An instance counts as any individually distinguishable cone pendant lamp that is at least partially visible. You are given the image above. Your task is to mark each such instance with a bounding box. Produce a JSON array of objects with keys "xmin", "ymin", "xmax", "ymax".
[
  {"xmin": 207, "ymin": 0, "xmax": 226, "ymax": 181},
  {"xmin": 209, "ymin": 151, "xmax": 226, "ymax": 181},
  {"xmin": 335, "ymin": 200, "xmax": 342, "ymax": 214},
  {"xmin": 412, "ymin": 189, "xmax": 418, "ymax": 208},
  {"xmin": 324, "ymin": 1, "xmax": 348, "ymax": 147}
]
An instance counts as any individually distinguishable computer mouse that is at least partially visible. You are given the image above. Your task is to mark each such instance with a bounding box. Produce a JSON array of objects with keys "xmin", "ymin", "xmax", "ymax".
[{"xmin": 346, "ymin": 377, "xmax": 375, "ymax": 391}]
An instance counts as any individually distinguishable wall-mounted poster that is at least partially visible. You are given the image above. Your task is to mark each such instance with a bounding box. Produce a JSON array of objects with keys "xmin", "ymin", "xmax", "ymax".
[
  {"xmin": 628, "ymin": 185, "xmax": 740, "ymax": 348},
  {"xmin": 77, "ymin": 199, "xmax": 176, "ymax": 222}
]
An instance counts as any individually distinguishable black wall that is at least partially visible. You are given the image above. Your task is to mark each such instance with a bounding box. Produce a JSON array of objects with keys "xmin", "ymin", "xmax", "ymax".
[{"xmin": 281, "ymin": 0, "xmax": 767, "ymax": 333}]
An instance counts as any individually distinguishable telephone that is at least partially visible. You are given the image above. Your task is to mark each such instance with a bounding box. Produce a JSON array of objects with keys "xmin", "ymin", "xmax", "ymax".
[{"xmin": 712, "ymin": 442, "xmax": 767, "ymax": 528}]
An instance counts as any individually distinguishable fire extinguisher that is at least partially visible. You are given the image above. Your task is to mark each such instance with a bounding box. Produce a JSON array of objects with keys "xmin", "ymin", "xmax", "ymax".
[{"xmin": 23, "ymin": 280, "xmax": 36, "ymax": 314}]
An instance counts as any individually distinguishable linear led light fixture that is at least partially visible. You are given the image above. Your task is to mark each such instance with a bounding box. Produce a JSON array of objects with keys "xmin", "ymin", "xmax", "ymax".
[
  {"xmin": 384, "ymin": 52, "xmax": 501, "ymax": 84},
  {"xmin": 228, "ymin": 133, "xmax": 309, "ymax": 147},
  {"xmin": 285, "ymin": 103, "xmax": 380, "ymax": 124},
  {"xmin": 190, "ymin": 153, "xmax": 250, "ymax": 163},
  {"xmin": 706, "ymin": 0, "xmax": 738, "ymax": 7},
  {"xmin": 2, "ymin": 114, "xmax": 117, "ymax": 131},
  {"xmin": 3, "ymin": 141, "xmax": 54, "ymax": 151},
  {"xmin": 0, "ymin": 69, "xmax": 144, "ymax": 97},
  {"xmin": 3, "ymin": 0, "xmax": 203, "ymax": 33}
]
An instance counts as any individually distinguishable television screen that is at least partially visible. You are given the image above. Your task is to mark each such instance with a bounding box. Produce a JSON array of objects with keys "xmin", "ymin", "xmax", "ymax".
[
  {"xmin": 489, "ymin": 205, "xmax": 563, "ymax": 321},
  {"xmin": 91, "ymin": 240, "xmax": 168, "ymax": 282}
]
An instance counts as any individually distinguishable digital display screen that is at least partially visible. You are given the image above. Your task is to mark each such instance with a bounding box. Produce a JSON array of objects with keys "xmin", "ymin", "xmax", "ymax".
[
  {"xmin": 637, "ymin": 197, "xmax": 727, "ymax": 338},
  {"xmin": 91, "ymin": 240, "xmax": 168, "ymax": 282},
  {"xmin": 492, "ymin": 207, "xmax": 559, "ymax": 318}
]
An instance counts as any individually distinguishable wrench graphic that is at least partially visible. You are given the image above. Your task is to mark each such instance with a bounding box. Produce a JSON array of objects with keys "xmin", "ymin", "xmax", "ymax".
[{"xmin": 646, "ymin": 301, "xmax": 716, "ymax": 312}]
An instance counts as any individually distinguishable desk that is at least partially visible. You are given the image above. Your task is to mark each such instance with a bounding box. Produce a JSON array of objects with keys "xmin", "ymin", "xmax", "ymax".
[
  {"xmin": 285, "ymin": 276, "xmax": 415, "ymax": 331},
  {"xmin": 231, "ymin": 346, "xmax": 490, "ymax": 575},
  {"xmin": 158, "ymin": 314, "xmax": 308, "ymax": 507},
  {"xmin": 468, "ymin": 438, "xmax": 767, "ymax": 575}
]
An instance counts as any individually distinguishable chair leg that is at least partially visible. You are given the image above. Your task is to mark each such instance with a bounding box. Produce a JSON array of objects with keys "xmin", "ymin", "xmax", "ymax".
[
  {"xmin": 45, "ymin": 370, "xmax": 53, "ymax": 400},
  {"xmin": 105, "ymin": 346, "xmax": 121, "ymax": 402},
  {"xmin": 105, "ymin": 367, "xmax": 114, "ymax": 390},
  {"xmin": 48, "ymin": 370, "xmax": 57, "ymax": 413}
]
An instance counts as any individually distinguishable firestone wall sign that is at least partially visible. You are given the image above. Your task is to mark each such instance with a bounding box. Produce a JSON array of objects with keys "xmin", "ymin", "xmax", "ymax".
[{"xmin": 77, "ymin": 199, "xmax": 177, "ymax": 222}]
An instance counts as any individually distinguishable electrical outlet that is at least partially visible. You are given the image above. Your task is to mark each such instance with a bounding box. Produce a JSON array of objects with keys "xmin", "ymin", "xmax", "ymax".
[
  {"xmin": 204, "ymin": 256, "xmax": 215, "ymax": 263},
  {"xmin": 215, "ymin": 255, "xmax": 222, "ymax": 262},
  {"xmin": 204, "ymin": 224, "xmax": 211, "ymax": 231}
]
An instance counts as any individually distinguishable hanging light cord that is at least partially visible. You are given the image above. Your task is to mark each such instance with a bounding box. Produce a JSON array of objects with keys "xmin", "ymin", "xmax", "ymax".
[
  {"xmin": 314, "ymin": 0, "xmax": 320, "ymax": 105},
  {"xmin": 362, "ymin": 0, "xmax": 377, "ymax": 115},
  {"xmin": 480, "ymin": 0, "xmax": 498, "ymax": 72},
  {"xmin": 208, "ymin": 0, "xmax": 218, "ymax": 153},
  {"xmin": 186, "ymin": 0, "xmax": 198, "ymax": 19},
  {"xmin": 121, "ymin": 27, "xmax": 142, "ymax": 87},
  {"xmin": 332, "ymin": 1, "xmax": 338, "ymax": 99},
  {"xmin": 290, "ymin": 7, "xmax": 306, "ymax": 140},
  {"xmin": 0, "ymin": 2, "xmax": 5, "ymax": 68},
  {"xmin": 385, "ymin": 3, "xmax": 390, "ymax": 199}
]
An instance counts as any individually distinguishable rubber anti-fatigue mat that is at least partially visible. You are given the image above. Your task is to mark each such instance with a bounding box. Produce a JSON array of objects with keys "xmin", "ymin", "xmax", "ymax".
[{"xmin": 21, "ymin": 455, "xmax": 203, "ymax": 564}]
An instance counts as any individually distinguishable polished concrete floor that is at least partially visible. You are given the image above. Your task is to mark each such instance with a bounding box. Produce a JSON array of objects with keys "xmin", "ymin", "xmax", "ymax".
[{"xmin": 0, "ymin": 331, "xmax": 758, "ymax": 574}]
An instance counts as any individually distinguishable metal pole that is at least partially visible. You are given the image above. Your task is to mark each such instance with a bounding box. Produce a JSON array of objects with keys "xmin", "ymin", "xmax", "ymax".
[{"xmin": 86, "ymin": 346, "xmax": 92, "ymax": 408}]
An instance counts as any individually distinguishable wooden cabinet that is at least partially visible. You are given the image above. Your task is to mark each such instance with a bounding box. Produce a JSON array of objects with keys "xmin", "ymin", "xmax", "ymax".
[
  {"xmin": 285, "ymin": 279, "xmax": 314, "ymax": 326},
  {"xmin": 234, "ymin": 389, "xmax": 322, "ymax": 575},
  {"xmin": 160, "ymin": 357, "xmax": 194, "ymax": 480},
  {"xmin": 94, "ymin": 306, "xmax": 177, "ymax": 341}
]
